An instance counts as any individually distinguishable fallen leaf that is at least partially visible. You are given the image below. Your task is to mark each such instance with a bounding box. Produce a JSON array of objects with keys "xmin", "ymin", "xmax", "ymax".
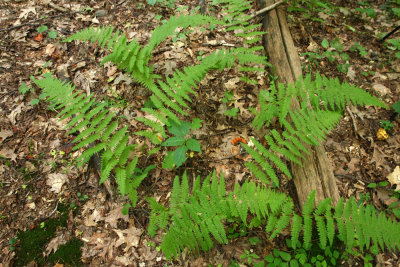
[
  {"xmin": 34, "ymin": 33, "xmax": 44, "ymax": 42},
  {"xmin": 0, "ymin": 148, "xmax": 18, "ymax": 162},
  {"xmin": 372, "ymin": 83, "xmax": 390, "ymax": 96},
  {"xmin": 370, "ymin": 145, "xmax": 389, "ymax": 170},
  {"xmin": 45, "ymin": 234, "xmax": 67, "ymax": 257},
  {"xmin": 19, "ymin": 7, "xmax": 36, "ymax": 19},
  {"xmin": 105, "ymin": 206, "xmax": 130, "ymax": 228},
  {"xmin": 0, "ymin": 130, "xmax": 13, "ymax": 144},
  {"xmin": 7, "ymin": 103, "xmax": 24, "ymax": 125},
  {"xmin": 106, "ymin": 65, "xmax": 118, "ymax": 77},
  {"xmin": 224, "ymin": 77, "xmax": 240, "ymax": 90},
  {"xmin": 84, "ymin": 209, "xmax": 102, "ymax": 227},
  {"xmin": 45, "ymin": 44, "xmax": 56, "ymax": 55},
  {"xmin": 47, "ymin": 173, "xmax": 68, "ymax": 193},
  {"xmin": 114, "ymin": 226, "xmax": 143, "ymax": 252},
  {"xmin": 387, "ymin": 166, "xmax": 400, "ymax": 191}
]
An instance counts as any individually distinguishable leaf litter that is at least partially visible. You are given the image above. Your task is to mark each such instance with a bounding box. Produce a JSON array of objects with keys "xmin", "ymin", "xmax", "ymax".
[{"xmin": 0, "ymin": 0, "xmax": 400, "ymax": 266}]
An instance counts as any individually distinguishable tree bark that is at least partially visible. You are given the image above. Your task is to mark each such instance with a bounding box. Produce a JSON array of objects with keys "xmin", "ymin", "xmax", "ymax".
[{"xmin": 257, "ymin": 0, "xmax": 340, "ymax": 207}]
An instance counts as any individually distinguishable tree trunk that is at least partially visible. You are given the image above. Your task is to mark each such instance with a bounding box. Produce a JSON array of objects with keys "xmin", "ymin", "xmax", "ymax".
[{"xmin": 257, "ymin": 0, "xmax": 340, "ymax": 207}]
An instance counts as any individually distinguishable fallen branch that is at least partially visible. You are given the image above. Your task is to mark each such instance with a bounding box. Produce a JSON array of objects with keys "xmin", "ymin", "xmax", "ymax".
[{"xmin": 250, "ymin": 0, "xmax": 285, "ymax": 20}]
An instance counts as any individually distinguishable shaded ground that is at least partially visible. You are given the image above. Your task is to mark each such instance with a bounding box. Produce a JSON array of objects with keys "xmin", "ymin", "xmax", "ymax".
[{"xmin": 0, "ymin": 0, "xmax": 399, "ymax": 266}]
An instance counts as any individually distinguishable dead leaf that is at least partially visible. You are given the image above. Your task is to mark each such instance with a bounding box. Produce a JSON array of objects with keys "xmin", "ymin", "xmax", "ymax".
[
  {"xmin": 84, "ymin": 209, "xmax": 102, "ymax": 227},
  {"xmin": 45, "ymin": 44, "xmax": 56, "ymax": 56},
  {"xmin": 104, "ymin": 206, "xmax": 129, "ymax": 228},
  {"xmin": 372, "ymin": 83, "xmax": 390, "ymax": 96},
  {"xmin": 370, "ymin": 145, "xmax": 389, "ymax": 170},
  {"xmin": 224, "ymin": 77, "xmax": 240, "ymax": 90},
  {"xmin": 47, "ymin": 173, "xmax": 68, "ymax": 193},
  {"xmin": 164, "ymin": 60, "xmax": 176, "ymax": 77},
  {"xmin": 106, "ymin": 66, "xmax": 118, "ymax": 77},
  {"xmin": 7, "ymin": 103, "xmax": 24, "ymax": 125},
  {"xmin": 346, "ymin": 66, "xmax": 356, "ymax": 81},
  {"xmin": 347, "ymin": 158, "xmax": 360, "ymax": 172},
  {"xmin": 0, "ymin": 148, "xmax": 18, "ymax": 162},
  {"xmin": 34, "ymin": 33, "xmax": 44, "ymax": 42},
  {"xmin": 0, "ymin": 130, "xmax": 13, "ymax": 144},
  {"xmin": 19, "ymin": 7, "xmax": 36, "ymax": 19},
  {"xmin": 113, "ymin": 226, "xmax": 143, "ymax": 252},
  {"xmin": 387, "ymin": 166, "xmax": 400, "ymax": 191},
  {"xmin": 45, "ymin": 234, "xmax": 67, "ymax": 257}
]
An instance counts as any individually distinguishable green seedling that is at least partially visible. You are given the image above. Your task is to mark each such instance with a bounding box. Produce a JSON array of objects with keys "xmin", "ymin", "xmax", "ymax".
[
  {"xmin": 386, "ymin": 38, "xmax": 400, "ymax": 58},
  {"xmin": 225, "ymin": 107, "xmax": 238, "ymax": 117},
  {"xmin": 380, "ymin": 120, "xmax": 394, "ymax": 131},
  {"xmin": 162, "ymin": 119, "xmax": 202, "ymax": 169},
  {"xmin": 350, "ymin": 42, "xmax": 368, "ymax": 57},
  {"xmin": 9, "ymin": 237, "xmax": 16, "ymax": 251},
  {"xmin": 197, "ymin": 51, "xmax": 205, "ymax": 61},
  {"xmin": 36, "ymin": 25, "xmax": 58, "ymax": 39},
  {"xmin": 240, "ymin": 249, "xmax": 259, "ymax": 265},
  {"xmin": 355, "ymin": 1, "xmax": 376, "ymax": 18}
]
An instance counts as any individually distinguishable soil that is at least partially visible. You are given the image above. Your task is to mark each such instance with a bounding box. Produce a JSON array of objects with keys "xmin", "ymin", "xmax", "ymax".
[{"xmin": 0, "ymin": 0, "xmax": 399, "ymax": 266}]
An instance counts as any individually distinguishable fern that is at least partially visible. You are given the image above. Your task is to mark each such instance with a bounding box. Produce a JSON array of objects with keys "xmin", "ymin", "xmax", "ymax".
[
  {"xmin": 31, "ymin": 75, "xmax": 149, "ymax": 207},
  {"xmin": 245, "ymin": 73, "xmax": 386, "ymax": 185},
  {"xmin": 148, "ymin": 172, "xmax": 400, "ymax": 259}
]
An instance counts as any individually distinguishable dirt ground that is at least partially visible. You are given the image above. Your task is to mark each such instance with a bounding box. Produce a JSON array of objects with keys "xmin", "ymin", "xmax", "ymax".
[{"xmin": 0, "ymin": 0, "xmax": 400, "ymax": 266}]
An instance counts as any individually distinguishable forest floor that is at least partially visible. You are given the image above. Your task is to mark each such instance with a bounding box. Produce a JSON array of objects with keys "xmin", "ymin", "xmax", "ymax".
[{"xmin": 0, "ymin": 0, "xmax": 400, "ymax": 266}]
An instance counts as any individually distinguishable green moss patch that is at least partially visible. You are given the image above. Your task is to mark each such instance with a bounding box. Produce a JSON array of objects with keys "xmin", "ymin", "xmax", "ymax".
[{"xmin": 14, "ymin": 203, "xmax": 82, "ymax": 266}]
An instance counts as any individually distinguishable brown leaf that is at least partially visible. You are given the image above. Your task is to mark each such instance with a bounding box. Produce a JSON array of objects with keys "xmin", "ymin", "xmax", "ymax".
[
  {"xmin": 0, "ymin": 148, "xmax": 18, "ymax": 162},
  {"xmin": 47, "ymin": 173, "xmax": 68, "ymax": 194},
  {"xmin": 104, "ymin": 206, "xmax": 129, "ymax": 228},
  {"xmin": 45, "ymin": 234, "xmax": 67, "ymax": 257},
  {"xmin": 0, "ymin": 130, "xmax": 13, "ymax": 144},
  {"xmin": 113, "ymin": 226, "xmax": 143, "ymax": 252},
  {"xmin": 387, "ymin": 166, "xmax": 400, "ymax": 191}
]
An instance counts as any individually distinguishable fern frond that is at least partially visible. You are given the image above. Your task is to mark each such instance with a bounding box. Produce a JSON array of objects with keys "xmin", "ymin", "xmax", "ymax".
[
  {"xmin": 32, "ymin": 75, "xmax": 150, "ymax": 207},
  {"xmin": 148, "ymin": 15, "xmax": 219, "ymax": 50}
]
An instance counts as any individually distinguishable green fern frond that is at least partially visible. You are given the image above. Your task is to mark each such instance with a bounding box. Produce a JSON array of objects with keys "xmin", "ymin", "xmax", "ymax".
[
  {"xmin": 149, "ymin": 171, "xmax": 400, "ymax": 259},
  {"xmin": 32, "ymin": 75, "xmax": 150, "ymax": 207},
  {"xmin": 148, "ymin": 14, "xmax": 219, "ymax": 50}
]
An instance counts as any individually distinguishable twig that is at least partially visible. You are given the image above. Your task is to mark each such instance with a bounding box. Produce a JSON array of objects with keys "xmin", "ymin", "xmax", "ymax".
[
  {"xmin": 249, "ymin": 0, "xmax": 285, "ymax": 20},
  {"xmin": 0, "ymin": 9, "xmax": 83, "ymax": 33},
  {"xmin": 49, "ymin": 2, "xmax": 68, "ymax": 12},
  {"xmin": 346, "ymin": 106, "xmax": 360, "ymax": 138},
  {"xmin": 116, "ymin": 0, "xmax": 128, "ymax": 6},
  {"xmin": 37, "ymin": 200, "xmax": 59, "ymax": 222}
]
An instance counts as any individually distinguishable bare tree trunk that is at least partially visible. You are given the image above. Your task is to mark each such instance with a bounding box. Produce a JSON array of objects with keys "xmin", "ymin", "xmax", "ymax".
[{"xmin": 257, "ymin": 0, "xmax": 340, "ymax": 207}]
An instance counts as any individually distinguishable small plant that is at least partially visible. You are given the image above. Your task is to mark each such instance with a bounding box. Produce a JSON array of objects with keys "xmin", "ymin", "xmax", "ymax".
[
  {"xmin": 380, "ymin": 120, "xmax": 394, "ymax": 131},
  {"xmin": 240, "ymin": 249, "xmax": 260, "ymax": 265},
  {"xmin": 76, "ymin": 192, "xmax": 89, "ymax": 201},
  {"xmin": 287, "ymin": 0, "xmax": 335, "ymax": 23},
  {"xmin": 227, "ymin": 220, "xmax": 248, "ymax": 239},
  {"xmin": 321, "ymin": 38, "xmax": 350, "ymax": 73},
  {"xmin": 197, "ymin": 51, "xmax": 205, "ymax": 61},
  {"xmin": 386, "ymin": 38, "xmax": 400, "ymax": 58},
  {"xmin": 9, "ymin": 237, "xmax": 16, "ymax": 251},
  {"xmin": 264, "ymin": 249, "xmax": 292, "ymax": 266},
  {"xmin": 162, "ymin": 119, "xmax": 202, "ymax": 169},
  {"xmin": 222, "ymin": 90, "xmax": 239, "ymax": 117},
  {"xmin": 355, "ymin": 1, "xmax": 376, "ymax": 18},
  {"xmin": 302, "ymin": 38, "xmax": 350, "ymax": 73},
  {"xmin": 146, "ymin": 0, "xmax": 176, "ymax": 8},
  {"xmin": 36, "ymin": 25, "xmax": 58, "ymax": 39},
  {"xmin": 350, "ymin": 42, "xmax": 368, "ymax": 57}
]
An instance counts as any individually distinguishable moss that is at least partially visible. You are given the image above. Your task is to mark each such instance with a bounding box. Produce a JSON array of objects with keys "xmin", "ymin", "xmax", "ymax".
[
  {"xmin": 48, "ymin": 238, "xmax": 83, "ymax": 266},
  {"xmin": 13, "ymin": 203, "xmax": 82, "ymax": 266}
]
